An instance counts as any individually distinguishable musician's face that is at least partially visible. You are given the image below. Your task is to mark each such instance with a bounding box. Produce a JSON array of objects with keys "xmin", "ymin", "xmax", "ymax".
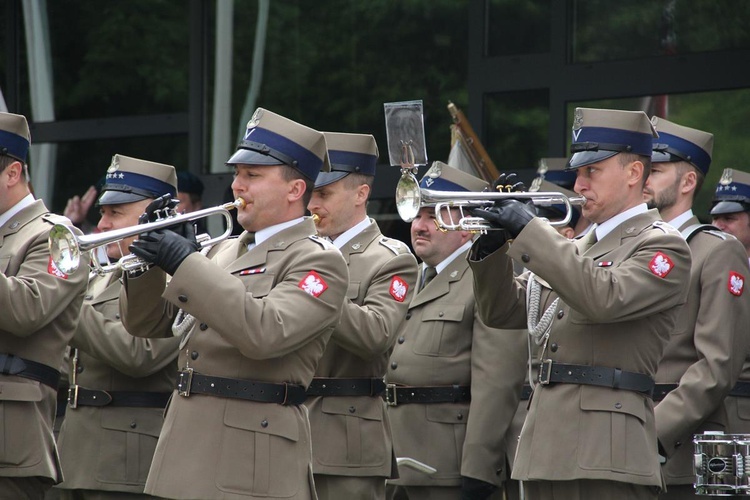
[
  {"xmin": 231, "ymin": 164, "xmax": 304, "ymax": 232},
  {"xmin": 410, "ymin": 207, "xmax": 471, "ymax": 267},
  {"xmin": 308, "ymin": 177, "xmax": 368, "ymax": 240},
  {"xmin": 97, "ymin": 198, "xmax": 152, "ymax": 259}
]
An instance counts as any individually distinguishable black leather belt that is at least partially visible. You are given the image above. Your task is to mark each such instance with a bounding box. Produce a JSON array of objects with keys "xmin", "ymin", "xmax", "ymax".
[
  {"xmin": 652, "ymin": 383, "xmax": 678, "ymax": 401},
  {"xmin": 384, "ymin": 384, "xmax": 471, "ymax": 406},
  {"xmin": 176, "ymin": 369, "xmax": 306, "ymax": 406},
  {"xmin": 538, "ymin": 360, "xmax": 654, "ymax": 396},
  {"xmin": 0, "ymin": 353, "xmax": 60, "ymax": 390},
  {"xmin": 520, "ymin": 384, "xmax": 533, "ymax": 401},
  {"xmin": 306, "ymin": 377, "xmax": 386, "ymax": 397},
  {"xmin": 68, "ymin": 385, "xmax": 171, "ymax": 409}
]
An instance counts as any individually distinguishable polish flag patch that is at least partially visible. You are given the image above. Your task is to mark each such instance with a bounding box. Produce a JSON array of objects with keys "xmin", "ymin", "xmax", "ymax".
[
  {"xmin": 649, "ymin": 252, "xmax": 674, "ymax": 278},
  {"xmin": 728, "ymin": 271, "xmax": 745, "ymax": 296},
  {"xmin": 299, "ymin": 270, "xmax": 328, "ymax": 298},
  {"xmin": 239, "ymin": 267, "xmax": 266, "ymax": 276},
  {"xmin": 597, "ymin": 261, "xmax": 613, "ymax": 268},
  {"xmin": 48, "ymin": 256, "xmax": 69, "ymax": 279},
  {"xmin": 389, "ymin": 276, "xmax": 408, "ymax": 302}
]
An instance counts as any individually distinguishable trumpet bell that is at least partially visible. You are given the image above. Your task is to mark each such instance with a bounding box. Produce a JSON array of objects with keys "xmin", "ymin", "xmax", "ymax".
[
  {"xmin": 395, "ymin": 172, "xmax": 421, "ymax": 222},
  {"xmin": 49, "ymin": 224, "xmax": 82, "ymax": 275}
]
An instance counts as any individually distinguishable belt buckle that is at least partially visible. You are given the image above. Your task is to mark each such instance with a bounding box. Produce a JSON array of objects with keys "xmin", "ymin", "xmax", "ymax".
[
  {"xmin": 67, "ymin": 384, "xmax": 79, "ymax": 409},
  {"xmin": 177, "ymin": 368, "xmax": 194, "ymax": 397},
  {"xmin": 385, "ymin": 383, "xmax": 398, "ymax": 406},
  {"xmin": 539, "ymin": 359, "xmax": 553, "ymax": 385}
]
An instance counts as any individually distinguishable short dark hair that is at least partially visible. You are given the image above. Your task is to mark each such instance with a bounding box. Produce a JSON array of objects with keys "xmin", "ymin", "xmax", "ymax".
[
  {"xmin": 342, "ymin": 173, "xmax": 374, "ymax": 200},
  {"xmin": 280, "ymin": 165, "xmax": 315, "ymax": 206},
  {"xmin": 618, "ymin": 152, "xmax": 651, "ymax": 187}
]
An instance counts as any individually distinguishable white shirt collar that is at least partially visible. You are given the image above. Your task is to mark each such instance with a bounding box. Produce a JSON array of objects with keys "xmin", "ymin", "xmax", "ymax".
[
  {"xmin": 0, "ymin": 194, "xmax": 35, "ymax": 228},
  {"xmin": 250, "ymin": 217, "xmax": 305, "ymax": 251},
  {"xmin": 332, "ymin": 216, "xmax": 371, "ymax": 249},
  {"xmin": 424, "ymin": 240, "xmax": 473, "ymax": 275},
  {"xmin": 666, "ymin": 209, "xmax": 694, "ymax": 231},
  {"xmin": 593, "ymin": 203, "xmax": 649, "ymax": 241}
]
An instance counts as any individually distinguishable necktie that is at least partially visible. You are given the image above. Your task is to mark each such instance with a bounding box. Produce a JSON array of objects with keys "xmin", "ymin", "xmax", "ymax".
[
  {"xmin": 237, "ymin": 232, "xmax": 255, "ymax": 257},
  {"xmin": 420, "ymin": 266, "xmax": 437, "ymax": 291}
]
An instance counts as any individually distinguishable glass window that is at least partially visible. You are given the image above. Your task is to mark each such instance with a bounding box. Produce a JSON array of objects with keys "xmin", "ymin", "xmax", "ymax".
[
  {"xmin": 487, "ymin": 0, "xmax": 551, "ymax": 57},
  {"xmin": 484, "ymin": 89, "xmax": 549, "ymax": 178},
  {"xmin": 571, "ymin": 0, "xmax": 750, "ymax": 63}
]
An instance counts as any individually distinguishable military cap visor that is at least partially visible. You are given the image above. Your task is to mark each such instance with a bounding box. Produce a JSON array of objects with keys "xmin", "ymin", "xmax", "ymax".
[
  {"xmin": 314, "ymin": 170, "xmax": 350, "ymax": 188},
  {"xmin": 567, "ymin": 150, "xmax": 620, "ymax": 170},
  {"xmin": 710, "ymin": 201, "xmax": 750, "ymax": 216},
  {"xmin": 97, "ymin": 189, "xmax": 151, "ymax": 206}
]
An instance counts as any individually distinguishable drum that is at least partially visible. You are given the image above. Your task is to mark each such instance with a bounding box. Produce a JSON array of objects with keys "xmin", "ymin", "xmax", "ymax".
[{"xmin": 694, "ymin": 431, "xmax": 750, "ymax": 496}]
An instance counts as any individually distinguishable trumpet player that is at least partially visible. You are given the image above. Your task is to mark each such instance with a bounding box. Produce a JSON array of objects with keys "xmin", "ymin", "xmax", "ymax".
[
  {"xmin": 305, "ymin": 132, "xmax": 418, "ymax": 499},
  {"xmin": 0, "ymin": 112, "xmax": 88, "ymax": 499},
  {"xmin": 386, "ymin": 162, "xmax": 526, "ymax": 500},
  {"xmin": 55, "ymin": 155, "xmax": 182, "ymax": 499},
  {"xmin": 120, "ymin": 108, "xmax": 349, "ymax": 500}
]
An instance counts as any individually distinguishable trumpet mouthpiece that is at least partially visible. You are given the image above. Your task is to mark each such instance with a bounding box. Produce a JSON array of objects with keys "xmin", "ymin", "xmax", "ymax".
[
  {"xmin": 311, "ymin": 214, "xmax": 321, "ymax": 225},
  {"xmin": 232, "ymin": 198, "xmax": 246, "ymax": 210}
]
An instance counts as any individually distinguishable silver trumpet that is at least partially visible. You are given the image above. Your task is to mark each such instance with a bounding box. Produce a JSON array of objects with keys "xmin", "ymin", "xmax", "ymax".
[
  {"xmin": 395, "ymin": 170, "xmax": 585, "ymax": 231},
  {"xmin": 48, "ymin": 198, "xmax": 246, "ymax": 275}
]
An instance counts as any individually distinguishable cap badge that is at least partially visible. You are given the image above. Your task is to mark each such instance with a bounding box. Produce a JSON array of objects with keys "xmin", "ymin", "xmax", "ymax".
[
  {"xmin": 573, "ymin": 109, "xmax": 584, "ymax": 130},
  {"xmin": 107, "ymin": 156, "xmax": 119, "ymax": 173},
  {"xmin": 530, "ymin": 177, "xmax": 543, "ymax": 191},
  {"xmin": 720, "ymin": 169, "xmax": 733, "ymax": 186},
  {"xmin": 248, "ymin": 109, "xmax": 263, "ymax": 129}
]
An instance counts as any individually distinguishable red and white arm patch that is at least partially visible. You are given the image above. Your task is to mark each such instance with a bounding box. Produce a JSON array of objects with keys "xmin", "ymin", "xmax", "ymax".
[
  {"xmin": 728, "ymin": 271, "xmax": 745, "ymax": 296},
  {"xmin": 389, "ymin": 276, "xmax": 408, "ymax": 302},
  {"xmin": 48, "ymin": 256, "xmax": 69, "ymax": 280},
  {"xmin": 648, "ymin": 251, "xmax": 674, "ymax": 278},
  {"xmin": 299, "ymin": 270, "xmax": 328, "ymax": 298}
]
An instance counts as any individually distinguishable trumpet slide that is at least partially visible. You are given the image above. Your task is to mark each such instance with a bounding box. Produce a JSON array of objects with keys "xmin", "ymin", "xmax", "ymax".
[{"xmin": 49, "ymin": 198, "xmax": 246, "ymax": 275}]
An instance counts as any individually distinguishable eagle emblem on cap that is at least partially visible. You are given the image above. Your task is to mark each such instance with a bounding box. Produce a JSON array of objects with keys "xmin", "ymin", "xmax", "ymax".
[
  {"xmin": 107, "ymin": 155, "xmax": 119, "ymax": 173},
  {"xmin": 247, "ymin": 108, "xmax": 263, "ymax": 129},
  {"xmin": 530, "ymin": 177, "xmax": 543, "ymax": 191},
  {"xmin": 426, "ymin": 162, "xmax": 442, "ymax": 179},
  {"xmin": 573, "ymin": 109, "xmax": 584, "ymax": 130},
  {"xmin": 720, "ymin": 168, "xmax": 733, "ymax": 186},
  {"xmin": 537, "ymin": 160, "xmax": 549, "ymax": 175}
]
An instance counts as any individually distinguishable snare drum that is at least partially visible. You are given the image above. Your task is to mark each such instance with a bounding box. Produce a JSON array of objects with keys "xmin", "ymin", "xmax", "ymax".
[{"xmin": 694, "ymin": 431, "xmax": 750, "ymax": 496}]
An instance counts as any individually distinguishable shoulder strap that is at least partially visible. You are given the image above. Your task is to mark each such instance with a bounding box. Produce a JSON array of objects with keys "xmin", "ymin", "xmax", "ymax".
[{"xmin": 680, "ymin": 223, "xmax": 722, "ymax": 243}]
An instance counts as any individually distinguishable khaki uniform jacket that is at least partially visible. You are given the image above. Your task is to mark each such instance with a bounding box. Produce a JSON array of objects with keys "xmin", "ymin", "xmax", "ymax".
[
  {"xmin": 386, "ymin": 250, "xmax": 527, "ymax": 488},
  {"xmin": 0, "ymin": 199, "xmax": 88, "ymax": 482},
  {"xmin": 470, "ymin": 211, "xmax": 691, "ymax": 488},
  {"xmin": 120, "ymin": 218, "xmax": 348, "ymax": 500},
  {"xmin": 307, "ymin": 220, "xmax": 418, "ymax": 478},
  {"xmin": 57, "ymin": 270, "xmax": 180, "ymax": 492},
  {"xmin": 654, "ymin": 217, "xmax": 750, "ymax": 484}
]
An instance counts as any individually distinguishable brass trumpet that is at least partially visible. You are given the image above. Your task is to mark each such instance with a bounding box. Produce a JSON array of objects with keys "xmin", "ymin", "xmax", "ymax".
[
  {"xmin": 395, "ymin": 171, "xmax": 585, "ymax": 231},
  {"xmin": 49, "ymin": 199, "xmax": 246, "ymax": 275}
]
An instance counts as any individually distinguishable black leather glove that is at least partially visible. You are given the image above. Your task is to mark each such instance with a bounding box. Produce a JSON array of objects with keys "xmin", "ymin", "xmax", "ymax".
[
  {"xmin": 491, "ymin": 172, "xmax": 526, "ymax": 193},
  {"xmin": 470, "ymin": 210, "xmax": 510, "ymax": 259},
  {"xmin": 138, "ymin": 194, "xmax": 180, "ymax": 224},
  {"xmin": 460, "ymin": 476, "xmax": 497, "ymax": 500},
  {"xmin": 473, "ymin": 199, "xmax": 537, "ymax": 238},
  {"xmin": 129, "ymin": 225, "xmax": 199, "ymax": 275}
]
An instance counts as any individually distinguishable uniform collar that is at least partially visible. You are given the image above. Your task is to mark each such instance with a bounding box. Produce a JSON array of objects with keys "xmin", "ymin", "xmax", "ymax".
[
  {"xmin": 252, "ymin": 217, "xmax": 305, "ymax": 250},
  {"xmin": 331, "ymin": 216, "xmax": 370, "ymax": 249},
  {"xmin": 594, "ymin": 203, "xmax": 648, "ymax": 242},
  {"xmin": 0, "ymin": 193, "xmax": 34, "ymax": 228},
  {"xmin": 429, "ymin": 239, "xmax": 473, "ymax": 275},
  {"xmin": 665, "ymin": 209, "xmax": 693, "ymax": 231}
]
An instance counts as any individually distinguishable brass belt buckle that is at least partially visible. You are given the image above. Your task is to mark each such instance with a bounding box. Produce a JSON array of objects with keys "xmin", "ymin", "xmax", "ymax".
[
  {"xmin": 67, "ymin": 384, "xmax": 79, "ymax": 409},
  {"xmin": 385, "ymin": 383, "xmax": 398, "ymax": 406},
  {"xmin": 538, "ymin": 359, "xmax": 553, "ymax": 385},
  {"xmin": 177, "ymin": 368, "xmax": 194, "ymax": 397}
]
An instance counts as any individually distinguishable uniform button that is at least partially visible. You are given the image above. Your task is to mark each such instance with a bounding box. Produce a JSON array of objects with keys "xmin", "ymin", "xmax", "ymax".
[
  {"xmin": 76, "ymin": 365, "xmax": 84, "ymax": 374},
  {"xmin": 550, "ymin": 343, "xmax": 558, "ymax": 352},
  {"xmin": 199, "ymin": 323, "xmax": 208, "ymax": 331},
  {"xmin": 557, "ymin": 310, "xmax": 564, "ymax": 319},
  {"xmin": 457, "ymin": 413, "xmax": 463, "ymax": 421},
  {"xmin": 391, "ymin": 362, "xmax": 398, "ymax": 370},
  {"xmin": 521, "ymin": 254, "xmax": 530, "ymax": 263},
  {"xmin": 261, "ymin": 419, "xmax": 269, "ymax": 428},
  {"xmin": 405, "ymin": 313, "xmax": 412, "ymax": 320},
  {"xmin": 349, "ymin": 406, "xmax": 356, "ymax": 413},
  {"xmin": 115, "ymin": 313, "xmax": 121, "ymax": 320},
  {"xmin": 397, "ymin": 337, "xmax": 405, "ymax": 344},
  {"xmin": 84, "ymin": 294, "xmax": 93, "ymax": 300},
  {"xmin": 190, "ymin": 351, "xmax": 199, "ymax": 360},
  {"xmin": 130, "ymin": 422, "xmax": 137, "ymax": 429},
  {"xmin": 496, "ymin": 467, "xmax": 503, "ymax": 475},
  {"xmin": 614, "ymin": 402, "xmax": 622, "ymax": 409},
  {"xmin": 178, "ymin": 295, "xmax": 188, "ymax": 303},
  {"xmin": 438, "ymin": 311, "xmax": 444, "ymax": 317},
  {"xmin": 675, "ymin": 440, "xmax": 682, "ymax": 448}
]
